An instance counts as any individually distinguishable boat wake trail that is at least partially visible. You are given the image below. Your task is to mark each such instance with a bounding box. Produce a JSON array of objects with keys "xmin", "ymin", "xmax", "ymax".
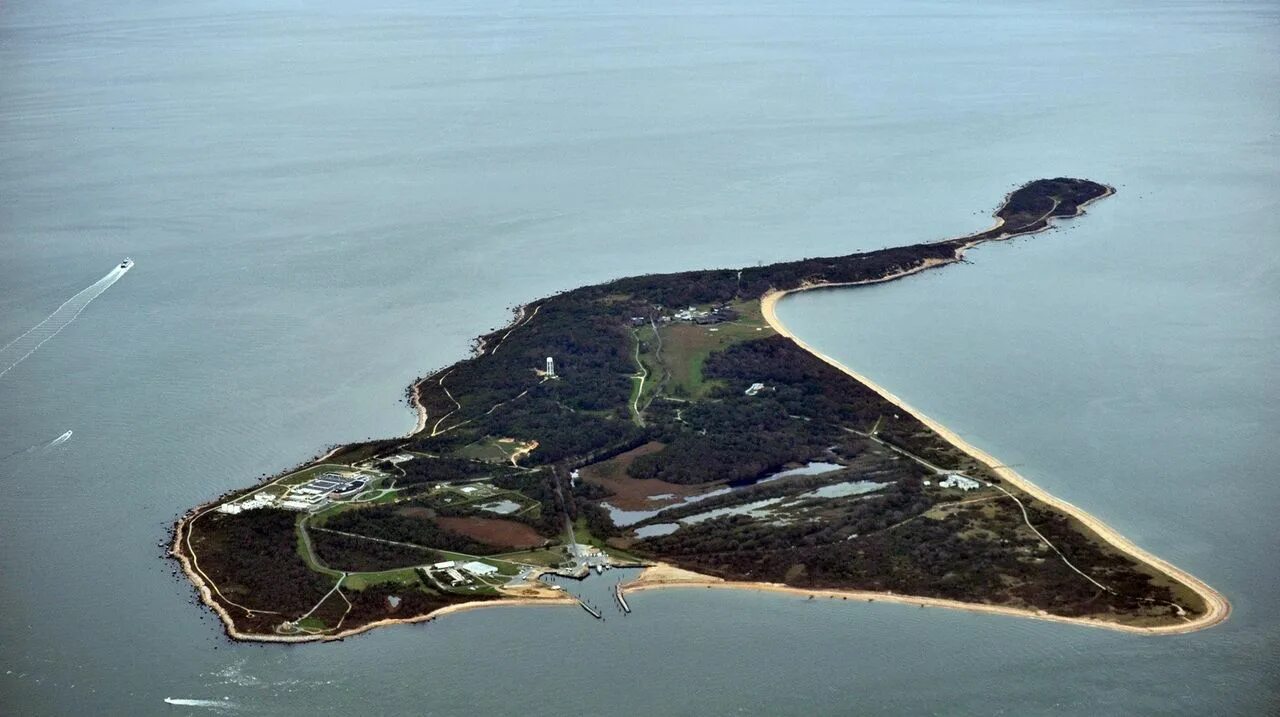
[
  {"xmin": 163, "ymin": 697, "xmax": 240, "ymax": 711},
  {"xmin": 0, "ymin": 259, "xmax": 132, "ymax": 380},
  {"xmin": 0, "ymin": 430, "xmax": 73, "ymax": 463},
  {"xmin": 45, "ymin": 430, "xmax": 73, "ymax": 449}
]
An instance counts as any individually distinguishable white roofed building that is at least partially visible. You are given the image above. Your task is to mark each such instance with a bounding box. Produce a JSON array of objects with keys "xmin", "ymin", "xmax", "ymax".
[{"xmin": 461, "ymin": 561, "xmax": 499, "ymax": 576}]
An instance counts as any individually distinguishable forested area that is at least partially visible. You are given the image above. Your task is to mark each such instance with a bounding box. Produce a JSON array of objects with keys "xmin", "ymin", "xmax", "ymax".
[
  {"xmin": 310, "ymin": 529, "xmax": 439, "ymax": 572},
  {"xmin": 386, "ymin": 455, "xmax": 504, "ymax": 485},
  {"xmin": 320, "ymin": 505, "xmax": 503, "ymax": 555},
  {"xmin": 629, "ymin": 394, "xmax": 834, "ymax": 484},
  {"xmin": 341, "ymin": 584, "xmax": 495, "ymax": 627},
  {"xmin": 638, "ymin": 486, "xmax": 1183, "ymax": 617},
  {"xmin": 193, "ymin": 509, "xmax": 333, "ymax": 628},
  {"xmin": 489, "ymin": 471, "xmax": 563, "ymax": 535}
]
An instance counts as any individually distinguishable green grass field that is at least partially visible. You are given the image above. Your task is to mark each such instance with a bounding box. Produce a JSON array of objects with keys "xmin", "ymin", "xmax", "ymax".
[
  {"xmin": 491, "ymin": 547, "xmax": 566, "ymax": 567},
  {"xmin": 454, "ymin": 436, "xmax": 536, "ymax": 464},
  {"xmin": 658, "ymin": 300, "xmax": 775, "ymax": 399},
  {"xmin": 295, "ymin": 516, "xmax": 343, "ymax": 578},
  {"xmin": 342, "ymin": 568, "xmax": 421, "ymax": 591},
  {"xmin": 630, "ymin": 323, "xmax": 667, "ymax": 417}
]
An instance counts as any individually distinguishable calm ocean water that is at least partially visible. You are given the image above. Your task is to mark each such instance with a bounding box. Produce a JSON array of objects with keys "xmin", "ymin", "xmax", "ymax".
[{"xmin": 2, "ymin": 1, "xmax": 1276, "ymax": 714}]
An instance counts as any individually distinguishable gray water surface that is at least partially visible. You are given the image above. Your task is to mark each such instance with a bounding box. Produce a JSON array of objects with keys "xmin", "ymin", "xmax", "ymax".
[{"xmin": 2, "ymin": 1, "xmax": 1277, "ymax": 714}]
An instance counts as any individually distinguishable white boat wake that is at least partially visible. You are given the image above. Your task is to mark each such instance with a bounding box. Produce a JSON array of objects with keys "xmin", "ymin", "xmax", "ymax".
[
  {"xmin": 0, "ymin": 259, "xmax": 132, "ymax": 380},
  {"xmin": 163, "ymin": 697, "xmax": 239, "ymax": 711},
  {"xmin": 46, "ymin": 430, "xmax": 73, "ymax": 449},
  {"xmin": 0, "ymin": 430, "xmax": 73, "ymax": 463}
]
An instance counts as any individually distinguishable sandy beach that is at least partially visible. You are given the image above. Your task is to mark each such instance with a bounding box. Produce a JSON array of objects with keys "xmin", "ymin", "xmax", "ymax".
[
  {"xmin": 754, "ymin": 197, "xmax": 1229, "ymax": 634},
  {"xmin": 409, "ymin": 379, "xmax": 428, "ymax": 435},
  {"xmin": 623, "ymin": 558, "xmax": 1222, "ymax": 635}
]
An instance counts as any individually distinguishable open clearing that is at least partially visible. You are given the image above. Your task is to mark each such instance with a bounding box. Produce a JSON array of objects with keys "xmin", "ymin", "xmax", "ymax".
[
  {"xmin": 658, "ymin": 299, "xmax": 775, "ymax": 399},
  {"xmin": 436, "ymin": 516, "xmax": 546, "ymax": 549},
  {"xmin": 454, "ymin": 436, "xmax": 535, "ymax": 464},
  {"xmin": 579, "ymin": 441, "xmax": 711, "ymax": 509}
]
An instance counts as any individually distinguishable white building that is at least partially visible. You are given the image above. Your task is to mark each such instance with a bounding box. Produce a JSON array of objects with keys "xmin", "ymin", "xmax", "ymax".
[
  {"xmin": 432, "ymin": 561, "xmax": 456, "ymax": 570},
  {"xmin": 462, "ymin": 561, "xmax": 499, "ymax": 576},
  {"xmin": 744, "ymin": 382, "xmax": 766, "ymax": 396},
  {"xmin": 216, "ymin": 493, "xmax": 277, "ymax": 514},
  {"xmin": 546, "ymin": 356, "xmax": 555, "ymax": 378},
  {"xmin": 940, "ymin": 474, "xmax": 981, "ymax": 491}
]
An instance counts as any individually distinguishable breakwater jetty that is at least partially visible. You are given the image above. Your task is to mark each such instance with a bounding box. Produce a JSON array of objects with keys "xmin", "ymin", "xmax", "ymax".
[
  {"xmin": 614, "ymin": 582, "xmax": 631, "ymax": 614},
  {"xmin": 578, "ymin": 598, "xmax": 602, "ymax": 619}
]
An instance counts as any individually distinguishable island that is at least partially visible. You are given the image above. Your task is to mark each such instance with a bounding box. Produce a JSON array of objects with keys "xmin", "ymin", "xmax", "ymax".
[{"xmin": 171, "ymin": 178, "xmax": 1229, "ymax": 641}]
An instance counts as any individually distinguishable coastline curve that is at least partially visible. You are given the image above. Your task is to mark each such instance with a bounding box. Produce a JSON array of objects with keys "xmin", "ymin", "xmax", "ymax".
[{"xmin": 755, "ymin": 276, "xmax": 1229, "ymax": 635}]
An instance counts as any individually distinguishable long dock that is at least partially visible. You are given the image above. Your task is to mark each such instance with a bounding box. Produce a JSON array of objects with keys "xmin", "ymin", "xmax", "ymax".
[{"xmin": 614, "ymin": 582, "xmax": 631, "ymax": 614}]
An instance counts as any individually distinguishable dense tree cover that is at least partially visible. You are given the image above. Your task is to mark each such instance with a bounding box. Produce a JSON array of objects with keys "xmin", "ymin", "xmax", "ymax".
[
  {"xmin": 341, "ymin": 584, "xmax": 496, "ymax": 627},
  {"xmin": 704, "ymin": 337, "xmax": 913, "ymax": 426},
  {"xmin": 630, "ymin": 395, "xmax": 835, "ymax": 484},
  {"xmin": 325, "ymin": 439, "xmax": 401, "ymax": 467},
  {"xmin": 984, "ymin": 176, "xmax": 1109, "ymax": 234},
  {"xmin": 412, "ymin": 298, "xmax": 637, "ymax": 428},
  {"xmin": 702, "ymin": 336, "xmax": 975, "ymax": 471},
  {"xmin": 640, "ymin": 491, "xmax": 1181, "ymax": 617},
  {"xmin": 389, "ymin": 455, "xmax": 514, "ymax": 486},
  {"xmin": 602, "ymin": 269, "xmax": 740, "ymax": 309},
  {"xmin": 577, "ymin": 499, "xmax": 620, "ymax": 540},
  {"xmin": 411, "ymin": 395, "xmax": 641, "ymax": 466},
  {"xmin": 489, "ymin": 471, "xmax": 563, "ymax": 535},
  {"xmin": 483, "ymin": 397, "xmax": 641, "ymax": 465},
  {"xmin": 321, "ymin": 505, "xmax": 502, "ymax": 555},
  {"xmin": 729, "ymin": 178, "xmax": 1108, "ymax": 297},
  {"xmin": 194, "ymin": 509, "xmax": 332, "ymax": 618},
  {"xmin": 1017, "ymin": 503, "xmax": 1184, "ymax": 613},
  {"xmin": 310, "ymin": 529, "xmax": 438, "ymax": 572}
]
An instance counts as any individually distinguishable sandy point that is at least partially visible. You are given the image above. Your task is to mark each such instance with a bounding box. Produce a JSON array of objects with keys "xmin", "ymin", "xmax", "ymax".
[
  {"xmin": 754, "ymin": 260, "xmax": 1228, "ymax": 634},
  {"xmin": 623, "ymin": 561, "xmax": 1225, "ymax": 636}
]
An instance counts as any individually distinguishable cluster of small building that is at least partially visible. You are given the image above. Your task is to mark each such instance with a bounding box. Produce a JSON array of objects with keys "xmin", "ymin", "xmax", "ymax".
[
  {"xmin": 216, "ymin": 471, "xmax": 370, "ymax": 514},
  {"xmin": 280, "ymin": 472, "xmax": 368, "ymax": 509},
  {"xmin": 215, "ymin": 492, "xmax": 276, "ymax": 515},
  {"xmin": 938, "ymin": 474, "xmax": 982, "ymax": 491},
  {"xmin": 432, "ymin": 482, "xmax": 502, "ymax": 506},
  {"xmin": 632, "ymin": 304, "xmax": 740, "ymax": 327}
]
